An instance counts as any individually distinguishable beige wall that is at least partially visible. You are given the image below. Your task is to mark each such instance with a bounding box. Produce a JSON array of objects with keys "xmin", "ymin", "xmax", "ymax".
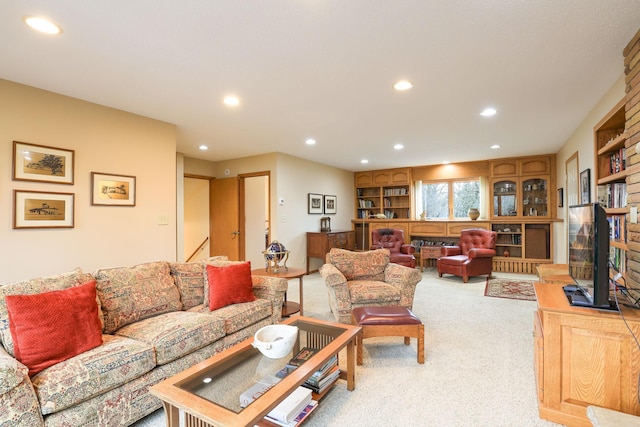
[
  {"xmin": 0, "ymin": 79, "xmax": 177, "ymax": 283},
  {"xmin": 554, "ymin": 74, "xmax": 626, "ymax": 263}
]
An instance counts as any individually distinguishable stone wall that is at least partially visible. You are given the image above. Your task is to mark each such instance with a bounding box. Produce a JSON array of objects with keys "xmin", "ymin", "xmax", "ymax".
[{"xmin": 625, "ymin": 29, "xmax": 640, "ymax": 288}]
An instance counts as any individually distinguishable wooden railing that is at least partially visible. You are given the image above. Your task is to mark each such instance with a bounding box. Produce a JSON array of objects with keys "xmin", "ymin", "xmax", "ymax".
[{"xmin": 186, "ymin": 237, "xmax": 209, "ymax": 262}]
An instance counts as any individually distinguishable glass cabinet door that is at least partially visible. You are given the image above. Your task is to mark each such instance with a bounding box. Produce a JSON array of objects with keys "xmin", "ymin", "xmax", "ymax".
[
  {"xmin": 493, "ymin": 180, "xmax": 517, "ymax": 217},
  {"xmin": 522, "ymin": 178, "xmax": 548, "ymax": 217}
]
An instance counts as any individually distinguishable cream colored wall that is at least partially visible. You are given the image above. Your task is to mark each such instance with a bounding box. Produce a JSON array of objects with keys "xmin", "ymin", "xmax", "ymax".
[
  {"xmin": 184, "ymin": 177, "xmax": 210, "ymax": 262},
  {"xmin": 554, "ymin": 74, "xmax": 626, "ymax": 263},
  {"xmin": 0, "ymin": 79, "xmax": 177, "ymax": 283}
]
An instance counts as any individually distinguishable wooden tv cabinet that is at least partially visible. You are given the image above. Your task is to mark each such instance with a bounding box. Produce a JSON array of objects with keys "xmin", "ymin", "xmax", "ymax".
[{"xmin": 534, "ymin": 283, "xmax": 640, "ymax": 426}]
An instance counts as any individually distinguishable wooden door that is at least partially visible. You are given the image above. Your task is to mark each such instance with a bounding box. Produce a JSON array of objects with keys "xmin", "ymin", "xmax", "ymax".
[{"xmin": 210, "ymin": 177, "xmax": 240, "ymax": 260}]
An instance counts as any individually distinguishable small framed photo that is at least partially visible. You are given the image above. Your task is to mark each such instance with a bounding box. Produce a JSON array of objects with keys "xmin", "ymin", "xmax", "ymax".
[
  {"xmin": 580, "ymin": 169, "xmax": 590, "ymax": 204},
  {"xmin": 91, "ymin": 172, "xmax": 136, "ymax": 206},
  {"xmin": 14, "ymin": 190, "xmax": 74, "ymax": 229},
  {"xmin": 324, "ymin": 195, "xmax": 337, "ymax": 214},
  {"xmin": 308, "ymin": 193, "xmax": 323, "ymax": 214},
  {"xmin": 13, "ymin": 141, "xmax": 74, "ymax": 184}
]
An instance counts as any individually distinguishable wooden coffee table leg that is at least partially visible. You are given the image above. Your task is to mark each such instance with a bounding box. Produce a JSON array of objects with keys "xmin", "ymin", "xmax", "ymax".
[
  {"xmin": 346, "ymin": 337, "xmax": 356, "ymax": 390},
  {"xmin": 357, "ymin": 332, "xmax": 363, "ymax": 366},
  {"xmin": 417, "ymin": 324, "xmax": 425, "ymax": 364},
  {"xmin": 162, "ymin": 401, "xmax": 180, "ymax": 427}
]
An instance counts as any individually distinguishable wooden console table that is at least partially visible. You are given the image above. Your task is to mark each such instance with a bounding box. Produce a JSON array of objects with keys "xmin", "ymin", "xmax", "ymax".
[
  {"xmin": 306, "ymin": 230, "xmax": 355, "ymax": 274},
  {"xmin": 534, "ymin": 282, "xmax": 640, "ymax": 426}
]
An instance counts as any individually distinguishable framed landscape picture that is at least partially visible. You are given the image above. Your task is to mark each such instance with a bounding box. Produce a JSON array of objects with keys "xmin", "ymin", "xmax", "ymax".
[
  {"xmin": 14, "ymin": 190, "xmax": 74, "ymax": 229},
  {"xmin": 13, "ymin": 141, "xmax": 74, "ymax": 184},
  {"xmin": 308, "ymin": 193, "xmax": 323, "ymax": 214},
  {"xmin": 324, "ymin": 195, "xmax": 337, "ymax": 214},
  {"xmin": 91, "ymin": 172, "xmax": 136, "ymax": 206}
]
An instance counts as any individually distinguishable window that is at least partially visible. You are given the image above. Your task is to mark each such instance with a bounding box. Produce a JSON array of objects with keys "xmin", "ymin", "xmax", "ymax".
[{"xmin": 416, "ymin": 179, "xmax": 480, "ymax": 219}]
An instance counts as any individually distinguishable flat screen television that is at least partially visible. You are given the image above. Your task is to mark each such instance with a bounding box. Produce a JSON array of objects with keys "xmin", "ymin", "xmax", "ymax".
[{"xmin": 566, "ymin": 203, "xmax": 616, "ymax": 310}]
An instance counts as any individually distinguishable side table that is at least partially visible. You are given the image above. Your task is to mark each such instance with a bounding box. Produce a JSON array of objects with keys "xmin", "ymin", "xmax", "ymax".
[
  {"xmin": 420, "ymin": 246, "xmax": 442, "ymax": 271},
  {"xmin": 251, "ymin": 267, "xmax": 306, "ymax": 317}
]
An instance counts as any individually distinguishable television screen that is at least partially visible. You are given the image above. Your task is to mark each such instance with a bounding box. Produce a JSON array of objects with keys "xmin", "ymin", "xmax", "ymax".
[{"xmin": 567, "ymin": 203, "xmax": 613, "ymax": 309}]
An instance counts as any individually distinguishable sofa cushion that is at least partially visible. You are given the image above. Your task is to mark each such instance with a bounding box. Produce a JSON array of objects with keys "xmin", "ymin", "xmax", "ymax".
[
  {"xmin": 169, "ymin": 256, "xmax": 228, "ymax": 310},
  {"xmin": 206, "ymin": 262, "xmax": 256, "ymax": 310},
  {"xmin": 202, "ymin": 258, "xmax": 243, "ymax": 309},
  {"xmin": 0, "ymin": 268, "xmax": 96, "ymax": 357},
  {"xmin": 329, "ymin": 248, "xmax": 389, "ymax": 281},
  {"xmin": 32, "ymin": 334, "xmax": 155, "ymax": 416},
  {"xmin": 94, "ymin": 261, "xmax": 182, "ymax": 334},
  {"xmin": 5, "ymin": 280, "xmax": 103, "ymax": 376},
  {"xmin": 347, "ymin": 280, "xmax": 402, "ymax": 304},
  {"xmin": 114, "ymin": 311, "xmax": 226, "ymax": 365},
  {"xmin": 188, "ymin": 298, "xmax": 273, "ymax": 335}
]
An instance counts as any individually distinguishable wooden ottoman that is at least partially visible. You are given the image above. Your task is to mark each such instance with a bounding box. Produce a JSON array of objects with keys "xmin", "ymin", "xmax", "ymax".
[{"xmin": 351, "ymin": 306, "xmax": 425, "ymax": 365}]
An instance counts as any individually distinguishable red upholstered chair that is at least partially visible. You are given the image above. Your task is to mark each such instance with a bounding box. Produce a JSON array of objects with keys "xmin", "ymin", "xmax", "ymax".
[
  {"xmin": 370, "ymin": 228, "xmax": 416, "ymax": 268},
  {"xmin": 437, "ymin": 228, "xmax": 497, "ymax": 283}
]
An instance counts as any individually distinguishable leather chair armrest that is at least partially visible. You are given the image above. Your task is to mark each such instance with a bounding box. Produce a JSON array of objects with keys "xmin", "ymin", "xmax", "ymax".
[
  {"xmin": 400, "ymin": 244, "xmax": 416, "ymax": 255},
  {"xmin": 468, "ymin": 248, "xmax": 496, "ymax": 259},
  {"xmin": 441, "ymin": 246, "xmax": 462, "ymax": 256}
]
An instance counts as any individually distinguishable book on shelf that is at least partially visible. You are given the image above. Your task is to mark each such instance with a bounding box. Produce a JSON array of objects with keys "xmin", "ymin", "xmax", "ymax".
[
  {"xmin": 286, "ymin": 347, "xmax": 319, "ymax": 369},
  {"xmin": 302, "ymin": 365, "xmax": 340, "ymax": 394},
  {"xmin": 266, "ymin": 386, "xmax": 313, "ymax": 424},
  {"xmin": 240, "ymin": 375, "xmax": 281, "ymax": 408},
  {"xmin": 262, "ymin": 400, "xmax": 318, "ymax": 427}
]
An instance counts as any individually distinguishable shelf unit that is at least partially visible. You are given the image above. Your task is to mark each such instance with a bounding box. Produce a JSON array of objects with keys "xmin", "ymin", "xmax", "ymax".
[
  {"xmin": 593, "ymin": 98, "xmax": 629, "ymax": 284},
  {"xmin": 355, "ymin": 168, "xmax": 412, "ymax": 220}
]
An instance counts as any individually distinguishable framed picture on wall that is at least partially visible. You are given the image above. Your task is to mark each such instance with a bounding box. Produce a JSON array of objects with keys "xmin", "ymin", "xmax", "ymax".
[
  {"xmin": 91, "ymin": 172, "xmax": 136, "ymax": 206},
  {"xmin": 324, "ymin": 195, "xmax": 337, "ymax": 214},
  {"xmin": 308, "ymin": 193, "xmax": 323, "ymax": 214},
  {"xmin": 580, "ymin": 169, "xmax": 590, "ymax": 204},
  {"xmin": 14, "ymin": 190, "xmax": 74, "ymax": 229},
  {"xmin": 12, "ymin": 141, "xmax": 74, "ymax": 184}
]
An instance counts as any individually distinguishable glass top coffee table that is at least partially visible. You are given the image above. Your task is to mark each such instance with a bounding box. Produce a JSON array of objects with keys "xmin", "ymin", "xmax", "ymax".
[{"xmin": 150, "ymin": 316, "xmax": 361, "ymax": 427}]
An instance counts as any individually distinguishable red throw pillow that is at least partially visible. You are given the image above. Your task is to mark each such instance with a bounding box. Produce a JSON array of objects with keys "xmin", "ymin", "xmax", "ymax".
[
  {"xmin": 5, "ymin": 280, "xmax": 103, "ymax": 376},
  {"xmin": 206, "ymin": 261, "xmax": 256, "ymax": 310}
]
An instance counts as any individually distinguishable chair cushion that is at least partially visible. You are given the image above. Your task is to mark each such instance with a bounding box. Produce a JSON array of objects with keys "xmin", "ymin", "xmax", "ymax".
[
  {"xmin": 438, "ymin": 255, "xmax": 469, "ymax": 266},
  {"xmin": 329, "ymin": 248, "xmax": 389, "ymax": 281},
  {"xmin": 348, "ymin": 280, "xmax": 401, "ymax": 304},
  {"xmin": 6, "ymin": 280, "xmax": 103, "ymax": 376},
  {"xmin": 187, "ymin": 298, "xmax": 273, "ymax": 335}
]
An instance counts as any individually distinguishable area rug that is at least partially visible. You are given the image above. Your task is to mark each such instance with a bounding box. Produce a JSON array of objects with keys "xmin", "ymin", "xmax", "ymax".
[{"xmin": 484, "ymin": 277, "xmax": 536, "ymax": 301}]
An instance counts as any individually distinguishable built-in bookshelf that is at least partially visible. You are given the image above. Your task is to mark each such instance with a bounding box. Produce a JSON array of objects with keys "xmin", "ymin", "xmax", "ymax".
[{"xmin": 593, "ymin": 98, "xmax": 629, "ymax": 284}]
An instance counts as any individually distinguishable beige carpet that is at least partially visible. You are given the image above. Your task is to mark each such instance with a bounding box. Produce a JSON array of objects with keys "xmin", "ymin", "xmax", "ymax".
[{"xmin": 133, "ymin": 269, "xmax": 560, "ymax": 427}]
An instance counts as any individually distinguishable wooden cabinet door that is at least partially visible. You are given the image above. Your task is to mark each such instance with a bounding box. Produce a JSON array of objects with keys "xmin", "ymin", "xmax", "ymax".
[
  {"xmin": 491, "ymin": 159, "xmax": 519, "ymax": 177},
  {"xmin": 372, "ymin": 170, "xmax": 391, "ymax": 185},
  {"xmin": 521, "ymin": 157, "xmax": 550, "ymax": 175},
  {"xmin": 355, "ymin": 172, "xmax": 373, "ymax": 187},
  {"xmin": 390, "ymin": 168, "xmax": 411, "ymax": 185}
]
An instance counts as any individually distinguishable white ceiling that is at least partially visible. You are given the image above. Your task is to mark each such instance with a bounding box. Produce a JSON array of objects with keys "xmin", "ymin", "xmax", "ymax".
[{"xmin": 1, "ymin": 1, "xmax": 639, "ymax": 172}]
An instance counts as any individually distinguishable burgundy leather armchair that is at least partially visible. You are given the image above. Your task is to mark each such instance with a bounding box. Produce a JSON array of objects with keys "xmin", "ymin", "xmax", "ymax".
[
  {"xmin": 370, "ymin": 228, "xmax": 416, "ymax": 268},
  {"xmin": 437, "ymin": 228, "xmax": 497, "ymax": 283}
]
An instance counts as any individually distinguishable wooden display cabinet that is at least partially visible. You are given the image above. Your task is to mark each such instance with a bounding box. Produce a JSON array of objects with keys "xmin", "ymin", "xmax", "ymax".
[
  {"xmin": 306, "ymin": 230, "xmax": 355, "ymax": 274},
  {"xmin": 355, "ymin": 168, "xmax": 412, "ymax": 220}
]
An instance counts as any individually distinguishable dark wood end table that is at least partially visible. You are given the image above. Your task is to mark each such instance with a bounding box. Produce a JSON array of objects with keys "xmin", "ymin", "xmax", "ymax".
[{"xmin": 252, "ymin": 267, "xmax": 306, "ymax": 316}]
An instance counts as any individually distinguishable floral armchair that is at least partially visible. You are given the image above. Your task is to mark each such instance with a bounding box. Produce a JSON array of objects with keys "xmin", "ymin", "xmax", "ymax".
[{"xmin": 319, "ymin": 248, "xmax": 422, "ymax": 324}]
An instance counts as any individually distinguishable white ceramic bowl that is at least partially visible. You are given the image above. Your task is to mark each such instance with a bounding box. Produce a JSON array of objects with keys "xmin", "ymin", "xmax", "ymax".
[{"xmin": 252, "ymin": 324, "xmax": 298, "ymax": 359}]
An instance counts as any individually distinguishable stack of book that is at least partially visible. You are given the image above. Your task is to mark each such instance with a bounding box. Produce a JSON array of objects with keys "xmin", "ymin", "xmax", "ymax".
[
  {"xmin": 263, "ymin": 386, "xmax": 314, "ymax": 426},
  {"xmin": 276, "ymin": 347, "xmax": 340, "ymax": 395}
]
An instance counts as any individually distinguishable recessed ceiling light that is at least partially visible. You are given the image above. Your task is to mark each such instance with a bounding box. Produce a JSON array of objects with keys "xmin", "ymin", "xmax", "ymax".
[
  {"xmin": 393, "ymin": 80, "xmax": 413, "ymax": 91},
  {"xmin": 23, "ymin": 16, "xmax": 63, "ymax": 35},
  {"xmin": 223, "ymin": 95, "xmax": 240, "ymax": 106},
  {"xmin": 199, "ymin": 145, "xmax": 208, "ymax": 150},
  {"xmin": 361, "ymin": 159, "xmax": 369, "ymax": 164},
  {"xmin": 490, "ymin": 144, "xmax": 501, "ymax": 149},
  {"xmin": 305, "ymin": 138, "xmax": 316, "ymax": 145},
  {"xmin": 480, "ymin": 107, "xmax": 497, "ymax": 117},
  {"xmin": 394, "ymin": 143, "xmax": 404, "ymax": 150},
  {"xmin": 442, "ymin": 161, "xmax": 450, "ymax": 165}
]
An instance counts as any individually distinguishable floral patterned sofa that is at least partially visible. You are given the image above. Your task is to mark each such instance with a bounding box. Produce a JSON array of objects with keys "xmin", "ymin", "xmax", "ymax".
[
  {"xmin": 319, "ymin": 248, "xmax": 422, "ymax": 324},
  {"xmin": 0, "ymin": 258, "xmax": 288, "ymax": 426}
]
